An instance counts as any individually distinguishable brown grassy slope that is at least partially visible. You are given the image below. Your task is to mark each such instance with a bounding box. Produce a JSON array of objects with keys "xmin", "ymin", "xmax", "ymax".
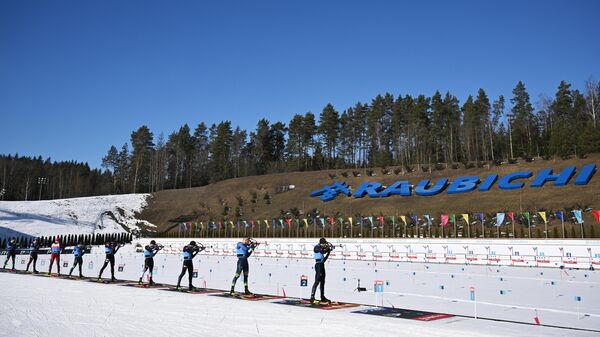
[{"xmin": 140, "ymin": 155, "xmax": 600, "ymax": 230}]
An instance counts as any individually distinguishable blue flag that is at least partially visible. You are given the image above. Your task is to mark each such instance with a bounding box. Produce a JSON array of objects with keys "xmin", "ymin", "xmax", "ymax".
[
  {"xmin": 555, "ymin": 211, "xmax": 564, "ymax": 222},
  {"xmin": 572, "ymin": 210, "xmax": 583, "ymax": 224},
  {"xmin": 496, "ymin": 213, "xmax": 505, "ymax": 227}
]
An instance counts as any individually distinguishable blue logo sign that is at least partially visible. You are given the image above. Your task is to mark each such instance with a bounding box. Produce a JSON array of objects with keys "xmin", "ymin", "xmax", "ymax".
[
  {"xmin": 310, "ymin": 181, "xmax": 351, "ymax": 201},
  {"xmin": 310, "ymin": 164, "xmax": 596, "ymax": 202}
]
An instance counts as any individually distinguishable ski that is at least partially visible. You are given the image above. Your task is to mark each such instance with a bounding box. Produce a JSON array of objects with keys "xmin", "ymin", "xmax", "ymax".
[
  {"xmin": 88, "ymin": 278, "xmax": 129, "ymax": 284},
  {"xmin": 212, "ymin": 292, "xmax": 282, "ymax": 301},
  {"xmin": 160, "ymin": 286, "xmax": 222, "ymax": 294},
  {"xmin": 121, "ymin": 282, "xmax": 171, "ymax": 289},
  {"xmin": 277, "ymin": 298, "xmax": 360, "ymax": 310}
]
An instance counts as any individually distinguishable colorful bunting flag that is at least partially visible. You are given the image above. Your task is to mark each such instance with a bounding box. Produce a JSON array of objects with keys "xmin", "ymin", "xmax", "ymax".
[
  {"xmin": 441, "ymin": 214, "xmax": 449, "ymax": 227},
  {"xmin": 496, "ymin": 213, "xmax": 505, "ymax": 227},
  {"xmin": 538, "ymin": 211, "xmax": 547, "ymax": 224},
  {"xmin": 592, "ymin": 210, "xmax": 600, "ymax": 225},
  {"xmin": 572, "ymin": 210, "xmax": 583, "ymax": 224}
]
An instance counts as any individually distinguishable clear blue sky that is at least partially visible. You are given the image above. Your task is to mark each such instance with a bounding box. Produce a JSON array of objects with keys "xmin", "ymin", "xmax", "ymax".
[{"xmin": 1, "ymin": 0, "xmax": 599, "ymax": 168}]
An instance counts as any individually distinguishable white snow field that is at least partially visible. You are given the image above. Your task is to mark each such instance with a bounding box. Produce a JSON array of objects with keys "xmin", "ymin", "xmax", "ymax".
[
  {"xmin": 0, "ymin": 271, "xmax": 596, "ymax": 337},
  {"xmin": 0, "ymin": 194, "xmax": 153, "ymax": 237},
  {"xmin": 2, "ymin": 238, "xmax": 599, "ymax": 337},
  {"xmin": 1, "ymin": 195, "xmax": 599, "ymax": 336}
]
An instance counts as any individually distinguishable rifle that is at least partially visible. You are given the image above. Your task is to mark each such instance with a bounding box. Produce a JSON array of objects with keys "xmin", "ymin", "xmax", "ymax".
[{"xmin": 248, "ymin": 238, "xmax": 263, "ymax": 247}]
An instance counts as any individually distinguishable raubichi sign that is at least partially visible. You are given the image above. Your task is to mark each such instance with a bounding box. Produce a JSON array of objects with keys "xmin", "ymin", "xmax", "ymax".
[{"xmin": 310, "ymin": 164, "xmax": 597, "ymax": 202}]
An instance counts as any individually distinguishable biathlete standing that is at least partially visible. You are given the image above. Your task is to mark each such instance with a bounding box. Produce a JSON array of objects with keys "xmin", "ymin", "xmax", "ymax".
[
  {"xmin": 2, "ymin": 239, "xmax": 18, "ymax": 271},
  {"xmin": 310, "ymin": 238, "xmax": 334, "ymax": 304},
  {"xmin": 68, "ymin": 243, "xmax": 85, "ymax": 278},
  {"xmin": 139, "ymin": 240, "xmax": 162, "ymax": 286},
  {"xmin": 48, "ymin": 238, "xmax": 63, "ymax": 275},
  {"xmin": 98, "ymin": 241, "xmax": 124, "ymax": 281},
  {"xmin": 26, "ymin": 238, "xmax": 40, "ymax": 273},
  {"xmin": 229, "ymin": 238, "xmax": 259, "ymax": 296},
  {"xmin": 176, "ymin": 241, "xmax": 204, "ymax": 291}
]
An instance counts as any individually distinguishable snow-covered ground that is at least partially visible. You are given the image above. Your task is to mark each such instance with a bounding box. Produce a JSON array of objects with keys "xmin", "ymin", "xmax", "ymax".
[
  {"xmin": 2, "ymin": 240, "xmax": 599, "ymax": 336},
  {"xmin": 0, "ymin": 194, "xmax": 153, "ymax": 238},
  {"xmin": 0, "ymin": 271, "xmax": 596, "ymax": 337}
]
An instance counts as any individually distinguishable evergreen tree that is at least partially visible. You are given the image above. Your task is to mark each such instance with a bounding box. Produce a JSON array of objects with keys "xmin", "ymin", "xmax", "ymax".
[
  {"xmin": 130, "ymin": 126, "xmax": 155, "ymax": 193},
  {"xmin": 510, "ymin": 81, "xmax": 537, "ymax": 158},
  {"xmin": 318, "ymin": 103, "xmax": 340, "ymax": 168}
]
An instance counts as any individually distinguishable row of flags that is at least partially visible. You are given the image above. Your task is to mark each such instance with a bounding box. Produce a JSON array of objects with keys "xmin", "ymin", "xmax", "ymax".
[{"xmin": 178, "ymin": 210, "xmax": 600, "ymax": 231}]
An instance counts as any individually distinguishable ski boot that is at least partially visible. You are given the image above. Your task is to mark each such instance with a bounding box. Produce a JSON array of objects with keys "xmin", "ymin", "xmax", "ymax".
[
  {"xmin": 138, "ymin": 277, "xmax": 143, "ymax": 285},
  {"xmin": 149, "ymin": 278, "xmax": 155, "ymax": 286},
  {"xmin": 320, "ymin": 296, "xmax": 331, "ymax": 304},
  {"xmin": 229, "ymin": 286, "xmax": 235, "ymax": 296},
  {"xmin": 244, "ymin": 287, "xmax": 254, "ymax": 296},
  {"xmin": 189, "ymin": 285, "xmax": 196, "ymax": 292},
  {"xmin": 309, "ymin": 295, "xmax": 317, "ymax": 304},
  {"xmin": 111, "ymin": 276, "xmax": 117, "ymax": 282}
]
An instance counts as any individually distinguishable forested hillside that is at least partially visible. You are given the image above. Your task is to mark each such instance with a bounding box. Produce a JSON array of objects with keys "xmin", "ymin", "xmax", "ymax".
[{"xmin": 1, "ymin": 79, "xmax": 599, "ymax": 201}]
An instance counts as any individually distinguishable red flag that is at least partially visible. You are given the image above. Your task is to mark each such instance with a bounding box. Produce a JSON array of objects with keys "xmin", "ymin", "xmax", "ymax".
[
  {"xmin": 507, "ymin": 212, "xmax": 515, "ymax": 224},
  {"xmin": 285, "ymin": 218, "xmax": 292, "ymax": 228},
  {"xmin": 441, "ymin": 214, "xmax": 449, "ymax": 227},
  {"xmin": 217, "ymin": 221, "xmax": 222, "ymax": 230},
  {"xmin": 592, "ymin": 210, "xmax": 600, "ymax": 225},
  {"xmin": 250, "ymin": 220, "xmax": 256, "ymax": 229},
  {"xmin": 378, "ymin": 215, "xmax": 384, "ymax": 224}
]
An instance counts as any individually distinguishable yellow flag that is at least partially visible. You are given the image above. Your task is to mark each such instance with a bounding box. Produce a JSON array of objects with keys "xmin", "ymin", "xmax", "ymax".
[
  {"xmin": 303, "ymin": 218, "xmax": 308, "ymax": 227},
  {"xmin": 462, "ymin": 214, "xmax": 469, "ymax": 224},
  {"xmin": 538, "ymin": 211, "xmax": 547, "ymax": 224},
  {"xmin": 400, "ymin": 215, "xmax": 407, "ymax": 225},
  {"xmin": 348, "ymin": 217, "xmax": 353, "ymax": 226},
  {"xmin": 264, "ymin": 219, "xmax": 269, "ymax": 228},
  {"xmin": 229, "ymin": 221, "xmax": 234, "ymax": 228}
]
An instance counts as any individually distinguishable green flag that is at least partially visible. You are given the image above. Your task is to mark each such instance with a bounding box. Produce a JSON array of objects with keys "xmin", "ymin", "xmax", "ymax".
[
  {"xmin": 449, "ymin": 214, "xmax": 456, "ymax": 222},
  {"xmin": 523, "ymin": 211, "xmax": 530, "ymax": 220}
]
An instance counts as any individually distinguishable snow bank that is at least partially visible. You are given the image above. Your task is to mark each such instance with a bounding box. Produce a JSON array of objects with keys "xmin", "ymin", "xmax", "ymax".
[{"xmin": 0, "ymin": 194, "xmax": 154, "ymax": 238}]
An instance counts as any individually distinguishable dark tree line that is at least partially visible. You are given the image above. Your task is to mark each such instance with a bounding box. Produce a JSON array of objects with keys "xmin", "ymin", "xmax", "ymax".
[
  {"xmin": 2, "ymin": 79, "xmax": 599, "ymax": 200},
  {"xmin": 0, "ymin": 155, "xmax": 113, "ymax": 201}
]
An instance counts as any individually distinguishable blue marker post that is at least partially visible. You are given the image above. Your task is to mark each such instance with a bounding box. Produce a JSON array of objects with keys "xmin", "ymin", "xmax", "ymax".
[
  {"xmin": 470, "ymin": 286, "xmax": 477, "ymax": 319},
  {"xmin": 575, "ymin": 296, "xmax": 582, "ymax": 319},
  {"xmin": 374, "ymin": 280, "xmax": 384, "ymax": 307}
]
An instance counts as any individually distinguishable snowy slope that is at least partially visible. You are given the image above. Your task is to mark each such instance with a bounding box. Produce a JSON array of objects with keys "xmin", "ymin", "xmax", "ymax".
[
  {"xmin": 0, "ymin": 194, "xmax": 154, "ymax": 238},
  {"xmin": 0, "ymin": 272, "xmax": 596, "ymax": 337}
]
